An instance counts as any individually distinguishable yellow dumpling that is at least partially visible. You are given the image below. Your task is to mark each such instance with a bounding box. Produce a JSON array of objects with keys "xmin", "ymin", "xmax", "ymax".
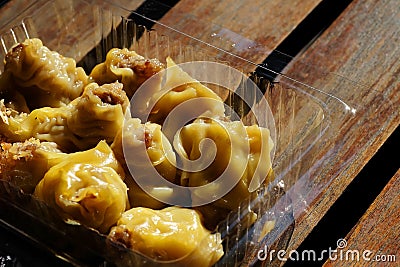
[
  {"xmin": 111, "ymin": 118, "xmax": 177, "ymax": 209},
  {"xmin": 173, "ymin": 117, "xmax": 274, "ymax": 228},
  {"xmin": 34, "ymin": 141, "xmax": 129, "ymax": 233},
  {"xmin": 0, "ymin": 82, "xmax": 128, "ymax": 152},
  {"xmin": 108, "ymin": 206, "xmax": 223, "ymax": 266},
  {"xmin": 0, "ymin": 138, "xmax": 64, "ymax": 193},
  {"xmin": 3, "ymin": 38, "xmax": 88, "ymax": 109},
  {"xmin": 147, "ymin": 57, "xmax": 225, "ymax": 124},
  {"xmin": 112, "ymin": 118, "xmax": 176, "ymax": 182},
  {"xmin": 67, "ymin": 82, "xmax": 129, "ymax": 150},
  {"xmin": 89, "ymin": 48, "xmax": 164, "ymax": 98},
  {"xmin": 0, "ymin": 101, "xmax": 74, "ymax": 149}
]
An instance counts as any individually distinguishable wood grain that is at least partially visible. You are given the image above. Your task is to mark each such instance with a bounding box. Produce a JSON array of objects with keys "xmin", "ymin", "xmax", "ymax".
[
  {"xmin": 0, "ymin": 0, "xmax": 145, "ymax": 65},
  {"xmin": 323, "ymin": 169, "xmax": 400, "ymax": 266},
  {"xmin": 0, "ymin": 0, "xmax": 36, "ymax": 29},
  {"xmin": 283, "ymin": 0, "xmax": 400, "ymax": 252},
  {"xmin": 157, "ymin": 0, "xmax": 322, "ymax": 65},
  {"xmin": 0, "ymin": 0, "xmax": 144, "ymax": 29}
]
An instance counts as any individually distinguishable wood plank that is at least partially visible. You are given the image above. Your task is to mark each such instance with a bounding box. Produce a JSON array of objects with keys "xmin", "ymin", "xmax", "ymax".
[
  {"xmin": 283, "ymin": 0, "xmax": 400, "ymax": 252},
  {"xmin": 1, "ymin": 0, "xmax": 322, "ymax": 69},
  {"xmin": 0, "ymin": 0, "xmax": 36, "ymax": 29},
  {"xmin": 0, "ymin": 0, "xmax": 145, "ymax": 65},
  {"xmin": 158, "ymin": 0, "xmax": 322, "ymax": 64},
  {"xmin": 323, "ymin": 169, "xmax": 400, "ymax": 266},
  {"xmin": 0, "ymin": 0, "xmax": 144, "ymax": 29}
]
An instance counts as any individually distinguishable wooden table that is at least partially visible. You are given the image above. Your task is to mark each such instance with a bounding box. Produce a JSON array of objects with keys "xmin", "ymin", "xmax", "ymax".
[
  {"xmin": 324, "ymin": 169, "xmax": 399, "ymax": 266},
  {"xmin": 0, "ymin": 0, "xmax": 398, "ymax": 266}
]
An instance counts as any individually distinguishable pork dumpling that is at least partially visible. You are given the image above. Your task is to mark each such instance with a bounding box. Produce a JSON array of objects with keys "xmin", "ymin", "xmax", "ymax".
[
  {"xmin": 111, "ymin": 117, "xmax": 176, "ymax": 182},
  {"xmin": 173, "ymin": 117, "xmax": 274, "ymax": 228},
  {"xmin": 3, "ymin": 38, "xmax": 88, "ymax": 109},
  {"xmin": 0, "ymin": 101, "xmax": 74, "ymax": 149},
  {"xmin": 0, "ymin": 82, "xmax": 128, "ymax": 152},
  {"xmin": 111, "ymin": 118, "xmax": 177, "ymax": 208},
  {"xmin": 67, "ymin": 82, "xmax": 129, "ymax": 150},
  {"xmin": 89, "ymin": 48, "xmax": 164, "ymax": 98},
  {"xmin": 0, "ymin": 138, "xmax": 64, "ymax": 193},
  {"xmin": 108, "ymin": 206, "xmax": 223, "ymax": 267},
  {"xmin": 34, "ymin": 140, "xmax": 129, "ymax": 233},
  {"xmin": 146, "ymin": 57, "xmax": 225, "ymax": 124}
]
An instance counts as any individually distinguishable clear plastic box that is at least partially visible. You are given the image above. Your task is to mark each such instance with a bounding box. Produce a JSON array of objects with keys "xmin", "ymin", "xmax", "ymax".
[{"xmin": 0, "ymin": 0, "xmax": 359, "ymax": 266}]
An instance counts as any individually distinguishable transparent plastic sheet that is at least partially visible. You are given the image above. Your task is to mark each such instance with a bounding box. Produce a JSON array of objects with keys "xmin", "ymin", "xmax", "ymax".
[{"xmin": 0, "ymin": 0, "xmax": 360, "ymax": 266}]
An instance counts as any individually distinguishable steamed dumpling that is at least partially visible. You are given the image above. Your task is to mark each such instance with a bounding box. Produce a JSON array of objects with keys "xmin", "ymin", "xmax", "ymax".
[
  {"xmin": 111, "ymin": 118, "xmax": 177, "ymax": 209},
  {"xmin": 67, "ymin": 82, "xmax": 129, "ymax": 149},
  {"xmin": 111, "ymin": 117, "xmax": 176, "ymax": 182},
  {"xmin": 3, "ymin": 38, "xmax": 88, "ymax": 109},
  {"xmin": 173, "ymin": 117, "xmax": 274, "ymax": 228},
  {"xmin": 108, "ymin": 206, "xmax": 223, "ymax": 266},
  {"xmin": 146, "ymin": 57, "xmax": 225, "ymax": 124},
  {"xmin": 89, "ymin": 48, "xmax": 164, "ymax": 98},
  {"xmin": 0, "ymin": 82, "xmax": 128, "ymax": 151},
  {"xmin": 0, "ymin": 102, "xmax": 73, "ymax": 149},
  {"xmin": 34, "ymin": 141, "xmax": 128, "ymax": 233},
  {"xmin": 0, "ymin": 138, "xmax": 64, "ymax": 193}
]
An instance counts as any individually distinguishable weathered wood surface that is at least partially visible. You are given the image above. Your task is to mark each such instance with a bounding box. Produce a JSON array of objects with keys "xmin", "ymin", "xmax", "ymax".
[
  {"xmin": 1, "ymin": 0, "xmax": 322, "ymax": 66},
  {"xmin": 323, "ymin": 169, "xmax": 400, "ymax": 266},
  {"xmin": 0, "ymin": 0, "xmax": 146, "ymax": 66},
  {"xmin": 0, "ymin": 0, "xmax": 144, "ymax": 30},
  {"xmin": 0, "ymin": 0, "xmax": 36, "ymax": 28},
  {"xmin": 158, "ymin": 0, "xmax": 322, "ymax": 65},
  {"xmin": 283, "ymin": 0, "xmax": 400, "ymax": 252}
]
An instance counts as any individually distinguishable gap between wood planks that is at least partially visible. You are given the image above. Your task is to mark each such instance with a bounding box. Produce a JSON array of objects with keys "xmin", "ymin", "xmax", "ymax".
[
  {"xmin": 0, "ymin": 0, "xmax": 9, "ymax": 9},
  {"xmin": 255, "ymin": 0, "xmax": 354, "ymax": 80}
]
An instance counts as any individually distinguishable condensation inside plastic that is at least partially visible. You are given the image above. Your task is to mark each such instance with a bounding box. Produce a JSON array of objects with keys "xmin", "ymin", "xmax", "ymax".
[{"xmin": 0, "ymin": 0, "xmax": 361, "ymax": 266}]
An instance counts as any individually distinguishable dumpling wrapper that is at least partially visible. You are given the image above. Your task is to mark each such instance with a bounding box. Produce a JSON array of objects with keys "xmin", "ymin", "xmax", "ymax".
[
  {"xmin": 111, "ymin": 118, "xmax": 178, "ymax": 209},
  {"xmin": 89, "ymin": 48, "xmax": 164, "ymax": 98},
  {"xmin": 173, "ymin": 117, "xmax": 274, "ymax": 228},
  {"xmin": 108, "ymin": 206, "xmax": 223, "ymax": 267},
  {"xmin": 3, "ymin": 38, "xmax": 88, "ymax": 109},
  {"xmin": 67, "ymin": 82, "xmax": 129, "ymax": 150},
  {"xmin": 34, "ymin": 140, "xmax": 129, "ymax": 233},
  {"xmin": 0, "ymin": 82, "xmax": 128, "ymax": 152},
  {"xmin": 145, "ymin": 57, "xmax": 225, "ymax": 124},
  {"xmin": 0, "ymin": 138, "xmax": 64, "ymax": 193}
]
